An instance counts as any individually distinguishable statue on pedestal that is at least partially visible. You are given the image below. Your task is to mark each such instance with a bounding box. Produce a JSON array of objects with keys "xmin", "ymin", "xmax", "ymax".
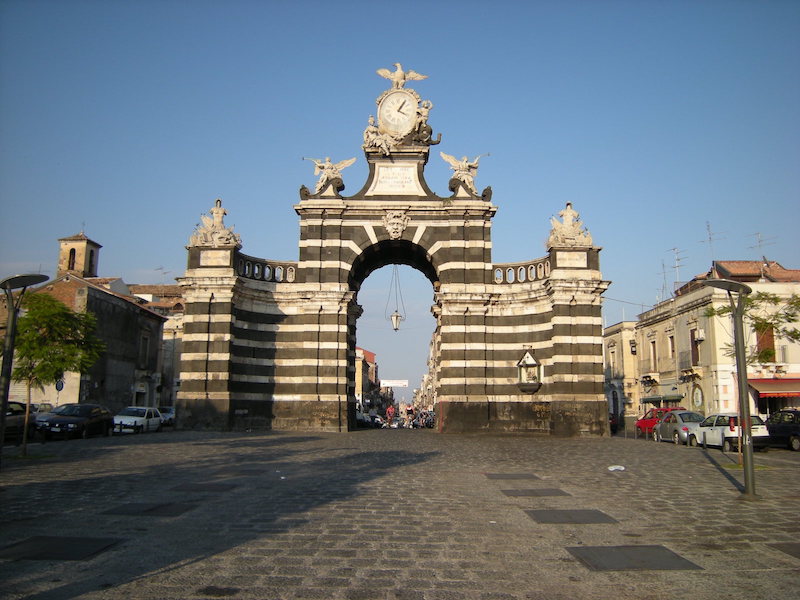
[
  {"xmin": 547, "ymin": 202, "xmax": 593, "ymax": 247},
  {"xmin": 440, "ymin": 152, "xmax": 487, "ymax": 195},
  {"xmin": 188, "ymin": 198, "xmax": 242, "ymax": 248},
  {"xmin": 304, "ymin": 156, "xmax": 356, "ymax": 194}
]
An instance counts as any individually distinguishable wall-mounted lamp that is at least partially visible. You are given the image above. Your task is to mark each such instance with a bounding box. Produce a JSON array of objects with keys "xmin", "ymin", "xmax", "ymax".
[{"xmin": 629, "ymin": 339, "xmax": 637, "ymax": 354}]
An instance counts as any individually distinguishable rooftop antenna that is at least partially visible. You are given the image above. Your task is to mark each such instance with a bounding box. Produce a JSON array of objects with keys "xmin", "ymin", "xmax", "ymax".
[
  {"xmin": 666, "ymin": 247, "xmax": 686, "ymax": 290},
  {"xmin": 155, "ymin": 266, "xmax": 171, "ymax": 283},
  {"xmin": 748, "ymin": 232, "xmax": 776, "ymax": 258},
  {"xmin": 657, "ymin": 260, "xmax": 669, "ymax": 303},
  {"xmin": 699, "ymin": 221, "xmax": 725, "ymax": 263}
]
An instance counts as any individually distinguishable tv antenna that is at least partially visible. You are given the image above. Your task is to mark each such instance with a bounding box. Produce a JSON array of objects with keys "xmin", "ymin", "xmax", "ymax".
[
  {"xmin": 666, "ymin": 247, "xmax": 686, "ymax": 288},
  {"xmin": 699, "ymin": 221, "xmax": 725, "ymax": 262},
  {"xmin": 748, "ymin": 232, "xmax": 776, "ymax": 257}
]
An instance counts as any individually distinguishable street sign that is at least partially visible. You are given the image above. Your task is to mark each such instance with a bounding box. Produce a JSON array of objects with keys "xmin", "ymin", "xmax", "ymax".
[{"xmin": 381, "ymin": 380, "xmax": 408, "ymax": 388}]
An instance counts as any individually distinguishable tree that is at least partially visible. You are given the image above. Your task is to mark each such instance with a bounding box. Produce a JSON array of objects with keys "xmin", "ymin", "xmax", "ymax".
[
  {"xmin": 705, "ymin": 292, "xmax": 800, "ymax": 364},
  {"xmin": 11, "ymin": 293, "xmax": 105, "ymax": 455}
]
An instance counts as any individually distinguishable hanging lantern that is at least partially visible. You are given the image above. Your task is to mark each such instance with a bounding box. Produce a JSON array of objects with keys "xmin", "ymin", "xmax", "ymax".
[
  {"xmin": 390, "ymin": 310, "xmax": 404, "ymax": 331},
  {"xmin": 385, "ymin": 265, "xmax": 407, "ymax": 332}
]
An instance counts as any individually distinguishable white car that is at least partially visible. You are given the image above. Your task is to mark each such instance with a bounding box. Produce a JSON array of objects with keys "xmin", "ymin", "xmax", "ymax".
[
  {"xmin": 688, "ymin": 413, "xmax": 769, "ymax": 452},
  {"xmin": 113, "ymin": 406, "xmax": 163, "ymax": 434}
]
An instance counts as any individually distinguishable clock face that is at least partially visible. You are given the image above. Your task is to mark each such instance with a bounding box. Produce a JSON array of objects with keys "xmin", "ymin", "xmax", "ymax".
[{"xmin": 378, "ymin": 90, "xmax": 417, "ymax": 135}]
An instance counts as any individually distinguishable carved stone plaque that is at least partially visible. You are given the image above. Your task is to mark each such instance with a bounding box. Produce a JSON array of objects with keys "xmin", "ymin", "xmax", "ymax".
[
  {"xmin": 366, "ymin": 162, "xmax": 424, "ymax": 195},
  {"xmin": 555, "ymin": 251, "xmax": 588, "ymax": 268},
  {"xmin": 200, "ymin": 250, "xmax": 233, "ymax": 267}
]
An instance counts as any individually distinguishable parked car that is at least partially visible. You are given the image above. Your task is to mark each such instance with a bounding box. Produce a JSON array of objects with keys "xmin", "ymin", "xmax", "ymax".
[
  {"xmin": 765, "ymin": 409, "xmax": 800, "ymax": 451},
  {"xmin": 31, "ymin": 402, "xmax": 54, "ymax": 414},
  {"xmin": 356, "ymin": 411, "xmax": 372, "ymax": 428},
  {"xmin": 688, "ymin": 413, "xmax": 770, "ymax": 451},
  {"xmin": 36, "ymin": 403, "xmax": 113, "ymax": 440},
  {"xmin": 635, "ymin": 407, "xmax": 686, "ymax": 435},
  {"xmin": 158, "ymin": 406, "xmax": 176, "ymax": 427},
  {"xmin": 3, "ymin": 401, "xmax": 35, "ymax": 442},
  {"xmin": 653, "ymin": 411, "xmax": 704, "ymax": 444},
  {"xmin": 113, "ymin": 406, "xmax": 163, "ymax": 434}
]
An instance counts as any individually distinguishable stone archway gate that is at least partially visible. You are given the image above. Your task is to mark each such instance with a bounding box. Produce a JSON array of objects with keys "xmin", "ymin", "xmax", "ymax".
[{"xmin": 176, "ymin": 68, "xmax": 610, "ymax": 435}]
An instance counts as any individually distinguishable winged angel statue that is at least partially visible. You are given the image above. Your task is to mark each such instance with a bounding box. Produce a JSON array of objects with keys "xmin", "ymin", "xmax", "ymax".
[
  {"xmin": 376, "ymin": 63, "xmax": 427, "ymax": 89},
  {"xmin": 305, "ymin": 157, "xmax": 357, "ymax": 193},
  {"xmin": 440, "ymin": 152, "xmax": 487, "ymax": 195}
]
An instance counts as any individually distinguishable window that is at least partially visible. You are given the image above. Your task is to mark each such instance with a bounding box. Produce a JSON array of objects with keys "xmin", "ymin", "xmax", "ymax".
[
  {"xmin": 756, "ymin": 325, "xmax": 775, "ymax": 362},
  {"xmin": 138, "ymin": 334, "xmax": 150, "ymax": 368},
  {"xmin": 649, "ymin": 340, "xmax": 657, "ymax": 371},
  {"xmin": 668, "ymin": 335, "xmax": 675, "ymax": 358},
  {"xmin": 690, "ymin": 329, "xmax": 700, "ymax": 366},
  {"xmin": 68, "ymin": 248, "xmax": 76, "ymax": 270}
]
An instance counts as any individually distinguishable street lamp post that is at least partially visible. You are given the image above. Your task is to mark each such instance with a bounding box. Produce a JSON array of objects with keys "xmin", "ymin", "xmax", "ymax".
[
  {"xmin": 0, "ymin": 274, "xmax": 49, "ymax": 471},
  {"xmin": 703, "ymin": 278, "xmax": 757, "ymax": 498}
]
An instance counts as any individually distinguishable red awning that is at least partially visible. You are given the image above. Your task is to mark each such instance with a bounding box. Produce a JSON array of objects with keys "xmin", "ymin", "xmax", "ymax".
[{"xmin": 748, "ymin": 378, "xmax": 800, "ymax": 398}]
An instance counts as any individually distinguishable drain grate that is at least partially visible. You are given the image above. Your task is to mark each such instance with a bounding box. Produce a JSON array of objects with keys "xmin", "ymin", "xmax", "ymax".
[
  {"xmin": 525, "ymin": 509, "xmax": 617, "ymax": 524},
  {"xmin": 502, "ymin": 488, "xmax": 569, "ymax": 497},
  {"xmin": 485, "ymin": 473, "xmax": 540, "ymax": 480},
  {"xmin": 171, "ymin": 483, "xmax": 238, "ymax": 492},
  {"xmin": 0, "ymin": 536, "xmax": 124, "ymax": 561},
  {"xmin": 567, "ymin": 545, "xmax": 702, "ymax": 571},
  {"xmin": 768, "ymin": 542, "xmax": 800, "ymax": 560},
  {"xmin": 103, "ymin": 503, "xmax": 197, "ymax": 517}
]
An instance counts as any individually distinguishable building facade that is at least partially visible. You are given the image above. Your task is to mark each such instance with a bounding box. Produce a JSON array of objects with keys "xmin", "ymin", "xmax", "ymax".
[
  {"xmin": 5, "ymin": 234, "xmax": 165, "ymax": 414},
  {"xmin": 605, "ymin": 260, "xmax": 800, "ymax": 426}
]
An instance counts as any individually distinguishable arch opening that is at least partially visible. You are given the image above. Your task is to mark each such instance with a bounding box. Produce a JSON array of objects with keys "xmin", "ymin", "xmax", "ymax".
[
  {"xmin": 352, "ymin": 262, "xmax": 438, "ymax": 429},
  {"xmin": 348, "ymin": 240, "xmax": 438, "ymax": 293}
]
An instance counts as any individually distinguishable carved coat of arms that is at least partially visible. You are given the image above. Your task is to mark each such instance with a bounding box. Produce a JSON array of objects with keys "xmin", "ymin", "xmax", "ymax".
[{"xmin": 383, "ymin": 210, "xmax": 410, "ymax": 240}]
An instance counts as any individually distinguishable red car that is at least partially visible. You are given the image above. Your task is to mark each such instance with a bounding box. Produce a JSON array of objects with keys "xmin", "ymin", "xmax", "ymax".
[{"xmin": 635, "ymin": 407, "xmax": 686, "ymax": 435}]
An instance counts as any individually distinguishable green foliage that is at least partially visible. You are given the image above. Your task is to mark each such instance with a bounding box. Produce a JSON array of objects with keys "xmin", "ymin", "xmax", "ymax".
[
  {"xmin": 704, "ymin": 292, "xmax": 800, "ymax": 364},
  {"xmin": 11, "ymin": 293, "xmax": 105, "ymax": 390}
]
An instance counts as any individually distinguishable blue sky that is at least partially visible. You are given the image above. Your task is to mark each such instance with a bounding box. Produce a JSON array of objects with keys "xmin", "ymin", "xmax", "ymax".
[{"xmin": 1, "ymin": 0, "xmax": 798, "ymax": 396}]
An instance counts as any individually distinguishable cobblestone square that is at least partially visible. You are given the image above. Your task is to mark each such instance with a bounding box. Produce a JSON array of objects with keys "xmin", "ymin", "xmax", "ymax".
[{"xmin": 1, "ymin": 430, "xmax": 798, "ymax": 599}]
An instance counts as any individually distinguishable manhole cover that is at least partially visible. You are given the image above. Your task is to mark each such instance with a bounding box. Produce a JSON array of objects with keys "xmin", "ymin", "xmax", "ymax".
[
  {"xmin": 566, "ymin": 545, "xmax": 702, "ymax": 571},
  {"xmin": 104, "ymin": 503, "xmax": 197, "ymax": 517},
  {"xmin": 525, "ymin": 509, "xmax": 617, "ymax": 524},
  {"xmin": 0, "ymin": 536, "xmax": 123, "ymax": 561},
  {"xmin": 485, "ymin": 473, "xmax": 540, "ymax": 480},
  {"xmin": 768, "ymin": 542, "xmax": 800, "ymax": 560},
  {"xmin": 502, "ymin": 489, "xmax": 569, "ymax": 497},
  {"xmin": 171, "ymin": 483, "xmax": 238, "ymax": 492}
]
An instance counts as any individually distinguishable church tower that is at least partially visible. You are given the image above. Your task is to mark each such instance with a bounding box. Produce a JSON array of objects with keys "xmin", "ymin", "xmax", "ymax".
[{"xmin": 57, "ymin": 232, "xmax": 102, "ymax": 278}]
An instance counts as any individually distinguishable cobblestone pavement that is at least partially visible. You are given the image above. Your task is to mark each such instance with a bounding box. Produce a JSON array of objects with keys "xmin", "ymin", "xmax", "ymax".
[{"xmin": 1, "ymin": 429, "xmax": 798, "ymax": 600}]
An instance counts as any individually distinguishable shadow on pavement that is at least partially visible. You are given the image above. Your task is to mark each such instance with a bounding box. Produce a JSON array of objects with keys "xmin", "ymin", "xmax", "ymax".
[
  {"xmin": 699, "ymin": 448, "xmax": 745, "ymax": 493},
  {"xmin": 0, "ymin": 431, "xmax": 439, "ymax": 599}
]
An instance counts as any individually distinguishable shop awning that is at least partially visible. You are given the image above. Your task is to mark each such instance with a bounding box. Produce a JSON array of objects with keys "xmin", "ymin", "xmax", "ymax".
[
  {"xmin": 641, "ymin": 394, "xmax": 685, "ymax": 405},
  {"xmin": 748, "ymin": 378, "xmax": 800, "ymax": 398}
]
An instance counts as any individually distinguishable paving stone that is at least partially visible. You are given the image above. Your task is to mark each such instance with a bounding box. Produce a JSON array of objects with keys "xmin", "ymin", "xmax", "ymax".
[{"xmin": 0, "ymin": 430, "xmax": 798, "ymax": 600}]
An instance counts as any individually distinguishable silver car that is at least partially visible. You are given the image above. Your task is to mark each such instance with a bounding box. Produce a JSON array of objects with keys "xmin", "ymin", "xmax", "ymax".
[{"xmin": 653, "ymin": 410, "xmax": 704, "ymax": 444}]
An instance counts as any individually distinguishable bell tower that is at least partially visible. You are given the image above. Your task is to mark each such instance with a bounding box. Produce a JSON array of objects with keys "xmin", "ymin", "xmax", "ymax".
[{"xmin": 57, "ymin": 232, "xmax": 102, "ymax": 278}]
